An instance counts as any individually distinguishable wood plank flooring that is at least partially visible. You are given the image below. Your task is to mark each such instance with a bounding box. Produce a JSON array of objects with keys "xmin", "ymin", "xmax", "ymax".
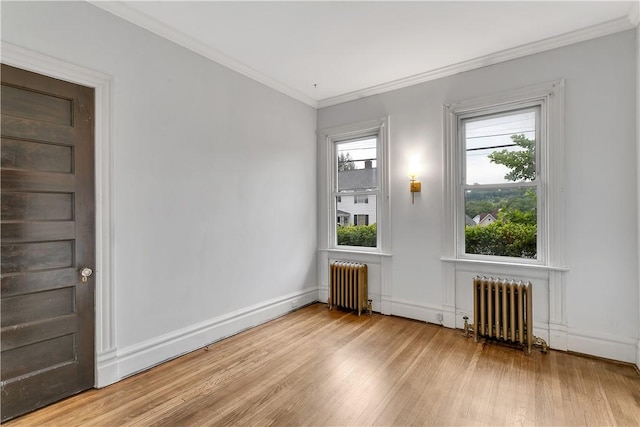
[{"xmin": 6, "ymin": 303, "xmax": 640, "ymax": 426}]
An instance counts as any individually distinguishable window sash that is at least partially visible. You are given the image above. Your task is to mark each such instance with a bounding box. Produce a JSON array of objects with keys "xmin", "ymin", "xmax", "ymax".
[
  {"xmin": 330, "ymin": 131, "xmax": 381, "ymax": 250},
  {"xmin": 456, "ymin": 102, "xmax": 546, "ymax": 264},
  {"xmin": 443, "ymin": 80, "xmax": 565, "ymax": 269},
  {"xmin": 333, "ymin": 137, "xmax": 379, "ymax": 193},
  {"xmin": 322, "ymin": 117, "xmax": 389, "ymax": 254},
  {"xmin": 461, "ymin": 106, "xmax": 540, "ymax": 186}
]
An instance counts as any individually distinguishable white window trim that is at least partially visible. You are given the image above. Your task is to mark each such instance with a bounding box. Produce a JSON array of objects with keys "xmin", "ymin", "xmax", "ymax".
[
  {"xmin": 321, "ymin": 117, "xmax": 390, "ymax": 255},
  {"xmin": 443, "ymin": 80, "xmax": 567, "ymax": 269}
]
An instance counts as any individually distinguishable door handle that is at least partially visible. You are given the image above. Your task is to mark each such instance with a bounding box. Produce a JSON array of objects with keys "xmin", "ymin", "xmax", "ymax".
[{"xmin": 80, "ymin": 267, "xmax": 93, "ymax": 283}]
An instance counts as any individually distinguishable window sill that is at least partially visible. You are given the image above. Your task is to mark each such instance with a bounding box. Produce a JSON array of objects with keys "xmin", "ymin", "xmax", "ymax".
[
  {"xmin": 320, "ymin": 248, "xmax": 393, "ymax": 257},
  {"xmin": 440, "ymin": 257, "xmax": 569, "ymax": 272}
]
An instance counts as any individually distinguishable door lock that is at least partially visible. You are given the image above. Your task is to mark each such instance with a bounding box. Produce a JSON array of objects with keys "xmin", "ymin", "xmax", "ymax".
[{"xmin": 80, "ymin": 267, "xmax": 93, "ymax": 283}]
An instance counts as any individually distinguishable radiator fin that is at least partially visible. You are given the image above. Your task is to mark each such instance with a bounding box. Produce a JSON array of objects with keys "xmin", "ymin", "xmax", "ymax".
[
  {"xmin": 329, "ymin": 261, "xmax": 368, "ymax": 316},
  {"xmin": 473, "ymin": 276, "xmax": 533, "ymax": 353}
]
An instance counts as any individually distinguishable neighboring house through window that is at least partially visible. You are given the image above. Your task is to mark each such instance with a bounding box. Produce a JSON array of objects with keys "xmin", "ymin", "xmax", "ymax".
[
  {"xmin": 335, "ymin": 138, "xmax": 377, "ymax": 247},
  {"xmin": 336, "ymin": 210, "xmax": 349, "ymax": 227},
  {"xmin": 354, "ymin": 214, "xmax": 369, "ymax": 226}
]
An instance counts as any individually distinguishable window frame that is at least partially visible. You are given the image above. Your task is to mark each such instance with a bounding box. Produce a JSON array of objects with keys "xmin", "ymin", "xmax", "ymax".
[
  {"xmin": 458, "ymin": 102, "xmax": 544, "ymax": 263},
  {"xmin": 323, "ymin": 118, "xmax": 390, "ymax": 254},
  {"xmin": 443, "ymin": 81, "xmax": 566, "ymax": 268}
]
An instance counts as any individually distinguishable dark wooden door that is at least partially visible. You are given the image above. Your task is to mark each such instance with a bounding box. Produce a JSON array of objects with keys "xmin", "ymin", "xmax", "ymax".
[{"xmin": 1, "ymin": 64, "xmax": 95, "ymax": 422}]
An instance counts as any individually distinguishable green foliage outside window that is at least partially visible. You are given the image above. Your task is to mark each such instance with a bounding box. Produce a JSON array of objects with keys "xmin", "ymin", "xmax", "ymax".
[
  {"xmin": 338, "ymin": 152, "xmax": 357, "ymax": 171},
  {"xmin": 465, "ymin": 213, "xmax": 537, "ymax": 258},
  {"xmin": 337, "ymin": 223, "xmax": 376, "ymax": 247},
  {"xmin": 465, "ymin": 134, "xmax": 538, "ymax": 258}
]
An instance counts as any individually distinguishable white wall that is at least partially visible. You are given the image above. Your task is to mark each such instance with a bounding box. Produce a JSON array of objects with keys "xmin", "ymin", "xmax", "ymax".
[
  {"xmin": 3, "ymin": 2, "xmax": 638, "ymax": 377},
  {"xmin": 636, "ymin": 24, "xmax": 640, "ymax": 370},
  {"xmin": 319, "ymin": 30, "xmax": 639, "ymax": 363},
  {"xmin": 2, "ymin": 1, "xmax": 318, "ymax": 384}
]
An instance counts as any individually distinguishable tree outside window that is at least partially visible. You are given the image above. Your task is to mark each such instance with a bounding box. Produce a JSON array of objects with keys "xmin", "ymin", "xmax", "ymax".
[{"xmin": 463, "ymin": 108, "xmax": 539, "ymax": 259}]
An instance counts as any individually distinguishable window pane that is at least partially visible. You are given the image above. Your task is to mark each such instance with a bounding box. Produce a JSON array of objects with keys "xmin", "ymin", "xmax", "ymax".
[
  {"xmin": 465, "ymin": 110, "xmax": 536, "ymax": 185},
  {"xmin": 336, "ymin": 195, "xmax": 377, "ymax": 247},
  {"xmin": 337, "ymin": 138, "xmax": 377, "ymax": 193},
  {"xmin": 464, "ymin": 187, "xmax": 537, "ymax": 259}
]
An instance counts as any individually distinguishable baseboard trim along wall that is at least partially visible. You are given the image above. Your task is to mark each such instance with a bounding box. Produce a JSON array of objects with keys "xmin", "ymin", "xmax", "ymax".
[
  {"xmin": 96, "ymin": 348, "xmax": 119, "ymax": 388},
  {"xmin": 391, "ymin": 299, "xmax": 447, "ymax": 326},
  {"xmin": 97, "ymin": 291, "xmax": 637, "ymax": 386},
  {"xmin": 96, "ymin": 288, "xmax": 319, "ymax": 387},
  {"xmin": 567, "ymin": 328, "xmax": 637, "ymax": 364},
  {"xmin": 385, "ymin": 299, "xmax": 636, "ymax": 364}
]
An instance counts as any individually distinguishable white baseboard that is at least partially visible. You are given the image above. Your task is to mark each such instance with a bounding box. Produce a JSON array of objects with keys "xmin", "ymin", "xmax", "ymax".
[
  {"xmin": 442, "ymin": 308, "xmax": 456, "ymax": 329},
  {"xmin": 380, "ymin": 296, "xmax": 392, "ymax": 315},
  {"xmin": 319, "ymin": 288, "xmax": 328, "ymax": 304},
  {"xmin": 549, "ymin": 322, "xmax": 568, "ymax": 351},
  {"xmin": 390, "ymin": 299, "xmax": 445, "ymax": 326},
  {"xmin": 96, "ymin": 290, "xmax": 637, "ymax": 386},
  {"xmin": 386, "ymin": 300, "xmax": 636, "ymax": 364},
  {"xmin": 567, "ymin": 328, "xmax": 637, "ymax": 364},
  {"xmin": 95, "ymin": 347, "xmax": 118, "ymax": 388},
  {"xmin": 96, "ymin": 288, "xmax": 319, "ymax": 387}
]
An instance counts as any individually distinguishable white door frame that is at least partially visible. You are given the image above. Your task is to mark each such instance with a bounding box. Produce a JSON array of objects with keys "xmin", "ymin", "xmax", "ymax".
[{"xmin": 1, "ymin": 42, "xmax": 117, "ymax": 387}]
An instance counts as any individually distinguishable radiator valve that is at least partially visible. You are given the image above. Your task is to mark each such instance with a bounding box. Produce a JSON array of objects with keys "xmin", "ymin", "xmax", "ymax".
[
  {"xmin": 367, "ymin": 299, "xmax": 373, "ymax": 316},
  {"xmin": 462, "ymin": 316, "xmax": 473, "ymax": 338},
  {"xmin": 533, "ymin": 336, "xmax": 548, "ymax": 353}
]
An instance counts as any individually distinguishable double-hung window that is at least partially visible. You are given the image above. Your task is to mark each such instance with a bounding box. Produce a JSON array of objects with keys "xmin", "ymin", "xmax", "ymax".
[
  {"xmin": 444, "ymin": 81, "xmax": 565, "ymax": 266},
  {"xmin": 461, "ymin": 105, "xmax": 541, "ymax": 259},
  {"xmin": 335, "ymin": 136, "xmax": 377, "ymax": 247},
  {"xmin": 324, "ymin": 118, "xmax": 389, "ymax": 252}
]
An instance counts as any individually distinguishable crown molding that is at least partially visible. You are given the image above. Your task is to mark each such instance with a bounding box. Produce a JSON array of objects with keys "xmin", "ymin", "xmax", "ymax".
[
  {"xmin": 318, "ymin": 14, "xmax": 637, "ymax": 108},
  {"xmin": 88, "ymin": 1, "xmax": 636, "ymax": 111},
  {"xmin": 88, "ymin": 1, "xmax": 318, "ymax": 108}
]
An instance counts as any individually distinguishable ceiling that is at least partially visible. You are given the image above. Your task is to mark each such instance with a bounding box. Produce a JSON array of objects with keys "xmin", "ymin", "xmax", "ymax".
[{"xmin": 92, "ymin": 1, "xmax": 638, "ymax": 107}]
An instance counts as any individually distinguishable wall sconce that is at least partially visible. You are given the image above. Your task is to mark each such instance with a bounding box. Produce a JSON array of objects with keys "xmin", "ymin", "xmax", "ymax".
[{"xmin": 409, "ymin": 174, "xmax": 421, "ymax": 204}]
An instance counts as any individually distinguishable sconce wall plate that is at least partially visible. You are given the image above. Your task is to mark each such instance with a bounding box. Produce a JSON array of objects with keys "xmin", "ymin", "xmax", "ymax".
[{"xmin": 410, "ymin": 177, "xmax": 421, "ymax": 204}]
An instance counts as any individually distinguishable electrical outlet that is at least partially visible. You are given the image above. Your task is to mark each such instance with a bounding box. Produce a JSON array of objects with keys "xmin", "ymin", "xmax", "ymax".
[
  {"xmin": 436, "ymin": 313, "xmax": 443, "ymax": 322},
  {"xmin": 291, "ymin": 299, "xmax": 299, "ymax": 308}
]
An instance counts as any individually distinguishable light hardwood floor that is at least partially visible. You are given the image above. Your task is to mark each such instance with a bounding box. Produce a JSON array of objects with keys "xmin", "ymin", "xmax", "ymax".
[{"xmin": 6, "ymin": 303, "xmax": 640, "ymax": 426}]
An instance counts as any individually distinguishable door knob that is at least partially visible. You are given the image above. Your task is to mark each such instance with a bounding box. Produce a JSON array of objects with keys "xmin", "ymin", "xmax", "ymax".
[{"xmin": 80, "ymin": 267, "xmax": 93, "ymax": 283}]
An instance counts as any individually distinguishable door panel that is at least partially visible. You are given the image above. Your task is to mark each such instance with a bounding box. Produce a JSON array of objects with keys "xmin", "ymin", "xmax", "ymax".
[
  {"xmin": 2, "ymin": 137, "xmax": 74, "ymax": 173},
  {"xmin": 0, "ymin": 84, "xmax": 73, "ymax": 125},
  {"xmin": 1, "ymin": 64, "xmax": 95, "ymax": 422},
  {"xmin": 1, "ymin": 192, "xmax": 74, "ymax": 221},
  {"xmin": 2, "ymin": 333, "xmax": 75, "ymax": 380}
]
